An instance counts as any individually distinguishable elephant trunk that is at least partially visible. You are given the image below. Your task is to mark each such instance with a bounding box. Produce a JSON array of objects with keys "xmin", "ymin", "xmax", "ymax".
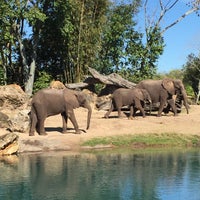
[
  {"xmin": 86, "ymin": 103, "xmax": 92, "ymax": 130},
  {"xmin": 181, "ymin": 89, "xmax": 189, "ymax": 114},
  {"xmin": 149, "ymin": 100, "xmax": 152, "ymax": 115}
]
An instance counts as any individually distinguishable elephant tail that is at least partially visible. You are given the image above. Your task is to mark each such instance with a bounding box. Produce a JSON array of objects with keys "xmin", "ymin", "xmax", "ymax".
[{"xmin": 29, "ymin": 104, "xmax": 38, "ymax": 135}]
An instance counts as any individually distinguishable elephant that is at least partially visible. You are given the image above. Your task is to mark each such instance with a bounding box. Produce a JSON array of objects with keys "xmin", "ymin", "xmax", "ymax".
[
  {"xmin": 104, "ymin": 87, "xmax": 152, "ymax": 119},
  {"xmin": 29, "ymin": 88, "xmax": 92, "ymax": 136},
  {"xmin": 136, "ymin": 78, "xmax": 189, "ymax": 117}
]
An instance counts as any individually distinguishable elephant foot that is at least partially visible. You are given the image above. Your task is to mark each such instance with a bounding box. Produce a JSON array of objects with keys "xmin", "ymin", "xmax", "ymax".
[
  {"xmin": 118, "ymin": 116, "xmax": 123, "ymax": 119},
  {"xmin": 128, "ymin": 116, "xmax": 134, "ymax": 120},
  {"xmin": 75, "ymin": 130, "xmax": 81, "ymax": 134},
  {"xmin": 75, "ymin": 129, "xmax": 86, "ymax": 134},
  {"xmin": 62, "ymin": 130, "xmax": 68, "ymax": 134},
  {"xmin": 29, "ymin": 132, "xmax": 35, "ymax": 136},
  {"xmin": 39, "ymin": 132, "xmax": 48, "ymax": 136}
]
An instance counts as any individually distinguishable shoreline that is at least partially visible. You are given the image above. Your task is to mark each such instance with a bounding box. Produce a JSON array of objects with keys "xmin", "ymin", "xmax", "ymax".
[{"xmin": 1, "ymin": 105, "xmax": 200, "ymax": 154}]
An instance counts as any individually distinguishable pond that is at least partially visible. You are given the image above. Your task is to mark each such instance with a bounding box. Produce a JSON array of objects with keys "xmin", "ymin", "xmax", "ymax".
[{"xmin": 0, "ymin": 149, "xmax": 200, "ymax": 200}]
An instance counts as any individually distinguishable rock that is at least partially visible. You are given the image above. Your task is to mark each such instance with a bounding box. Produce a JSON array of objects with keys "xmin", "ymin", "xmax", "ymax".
[
  {"xmin": 0, "ymin": 112, "xmax": 9, "ymax": 128},
  {"xmin": 1, "ymin": 142, "xmax": 19, "ymax": 155},
  {"xmin": 0, "ymin": 84, "xmax": 29, "ymax": 110},
  {"xmin": 49, "ymin": 80, "xmax": 66, "ymax": 89},
  {"xmin": 0, "ymin": 85, "xmax": 30, "ymax": 133},
  {"xmin": 0, "ymin": 133, "xmax": 19, "ymax": 155},
  {"xmin": 8, "ymin": 110, "xmax": 30, "ymax": 132},
  {"xmin": 95, "ymin": 94, "xmax": 112, "ymax": 110}
]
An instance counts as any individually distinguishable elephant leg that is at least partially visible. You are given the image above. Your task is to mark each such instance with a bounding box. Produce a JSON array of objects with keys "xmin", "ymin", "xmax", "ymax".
[
  {"xmin": 135, "ymin": 100, "xmax": 145, "ymax": 117},
  {"xmin": 104, "ymin": 102, "xmax": 114, "ymax": 118},
  {"xmin": 29, "ymin": 112, "xmax": 37, "ymax": 136},
  {"xmin": 68, "ymin": 110, "xmax": 80, "ymax": 134},
  {"xmin": 129, "ymin": 105, "xmax": 134, "ymax": 120},
  {"xmin": 37, "ymin": 118, "xmax": 47, "ymax": 135},
  {"xmin": 157, "ymin": 100, "xmax": 166, "ymax": 117},
  {"xmin": 117, "ymin": 106, "xmax": 123, "ymax": 118},
  {"xmin": 61, "ymin": 112, "xmax": 68, "ymax": 133},
  {"xmin": 168, "ymin": 99, "xmax": 177, "ymax": 116}
]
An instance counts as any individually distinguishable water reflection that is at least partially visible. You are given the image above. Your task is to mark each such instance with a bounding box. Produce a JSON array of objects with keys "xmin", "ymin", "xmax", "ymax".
[{"xmin": 0, "ymin": 149, "xmax": 200, "ymax": 200}]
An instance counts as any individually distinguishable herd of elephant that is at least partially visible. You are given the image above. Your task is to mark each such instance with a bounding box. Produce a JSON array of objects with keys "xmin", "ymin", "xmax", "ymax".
[{"xmin": 29, "ymin": 78, "xmax": 189, "ymax": 136}]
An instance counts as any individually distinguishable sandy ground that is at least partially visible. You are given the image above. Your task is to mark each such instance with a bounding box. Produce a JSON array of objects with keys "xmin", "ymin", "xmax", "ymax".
[
  {"xmin": 0, "ymin": 104, "xmax": 199, "ymax": 152},
  {"xmin": 3, "ymin": 104, "xmax": 196, "ymax": 152}
]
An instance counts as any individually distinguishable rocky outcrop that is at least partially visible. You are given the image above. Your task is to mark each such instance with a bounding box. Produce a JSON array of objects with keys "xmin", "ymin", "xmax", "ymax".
[
  {"xmin": 0, "ymin": 133, "xmax": 19, "ymax": 155},
  {"xmin": 0, "ymin": 84, "xmax": 30, "ymax": 133},
  {"xmin": 49, "ymin": 80, "xmax": 66, "ymax": 89}
]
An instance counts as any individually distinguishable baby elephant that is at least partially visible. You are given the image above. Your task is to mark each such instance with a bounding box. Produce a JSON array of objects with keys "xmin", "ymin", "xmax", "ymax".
[{"xmin": 104, "ymin": 88, "xmax": 151, "ymax": 119}]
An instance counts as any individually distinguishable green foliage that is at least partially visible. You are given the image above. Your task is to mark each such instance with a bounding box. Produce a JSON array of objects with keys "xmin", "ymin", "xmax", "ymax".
[
  {"xmin": 82, "ymin": 133, "xmax": 200, "ymax": 148},
  {"xmin": 185, "ymin": 85, "xmax": 194, "ymax": 97},
  {"xmin": 33, "ymin": 71, "xmax": 52, "ymax": 94},
  {"xmin": 0, "ymin": 0, "xmax": 185, "ymax": 92},
  {"xmin": 97, "ymin": 0, "xmax": 142, "ymax": 75},
  {"xmin": 166, "ymin": 69, "xmax": 184, "ymax": 80},
  {"xmin": 182, "ymin": 53, "xmax": 200, "ymax": 96},
  {"xmin": 0, "ymin": 66, "xmax": 5, "ymax": 85},
  {"xmin": 0, "ymin": 0, "xmax": 47, "ymax": 92}
]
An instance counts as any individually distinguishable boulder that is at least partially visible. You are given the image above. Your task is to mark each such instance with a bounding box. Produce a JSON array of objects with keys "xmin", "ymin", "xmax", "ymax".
[
  {"xmin": 0, "ymin": 84, "xmax": 30, "ymax": 133},
  {"xmin": 0, "ymin": 84, "xmax": 29, "ymax": 110},
  {"xmin": 0, "ymin": 133, "xmax": 19, "ymax": 155},
  {"xmin": 0, "ymin": 112, "xmax": 9, "ymax": 128},
  {"xmin": 49, "ymin": 80, "xmax": 66, "ymax": 89}
]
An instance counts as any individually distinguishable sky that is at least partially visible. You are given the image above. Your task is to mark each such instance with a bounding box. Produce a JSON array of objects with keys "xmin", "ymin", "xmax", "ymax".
[{"xmin": 137, "ymin": 0, "xmax": 200, "ymax": 73}]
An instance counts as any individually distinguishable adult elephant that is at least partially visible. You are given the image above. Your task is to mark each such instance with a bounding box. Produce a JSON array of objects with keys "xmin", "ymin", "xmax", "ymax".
[
  {"xmin": 136, "ymin": 78, "xmax": 189, "ymax": 117},
  {"xmin": 29, "ymin": 88, "xmax": 92, "ymax": 136},
  {"xmin": 104, "ymin": 88, "xmax": 151, "ymax": 119}
]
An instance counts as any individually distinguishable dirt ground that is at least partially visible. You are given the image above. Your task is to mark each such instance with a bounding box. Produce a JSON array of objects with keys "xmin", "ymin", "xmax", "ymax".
[{"xmin": 6, "ymin": 104, "xmax": 198, "ymax": 152}]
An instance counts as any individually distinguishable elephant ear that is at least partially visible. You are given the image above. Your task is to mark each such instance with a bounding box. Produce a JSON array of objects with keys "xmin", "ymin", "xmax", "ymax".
[
  {"xmin": 136, "ymin": 89, "xmax": 144, "ymax": 101},
  {"xmin": 75, "ymin": 92, "xmax": 86, "ymax": 107},
  {"xmin": 162, "ymin": 78, "xmax": 175, "ymax": 95}
]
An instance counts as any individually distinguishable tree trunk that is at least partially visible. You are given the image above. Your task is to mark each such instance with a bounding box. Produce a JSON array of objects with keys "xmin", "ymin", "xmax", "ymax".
[
  {"xmin": 196, "ymin": 80, "xmax": 200, "ymax": 104},
  {"xmin": 25, "ymin": 60, "xmax": 36, "ymax": 95},
  {"xmin": 24, "ymin": 25, "xmax": 40, "ymax": 96},
  {"xmin": 76, "ymin": 0, "xmax": 85, "ymax": 83}
]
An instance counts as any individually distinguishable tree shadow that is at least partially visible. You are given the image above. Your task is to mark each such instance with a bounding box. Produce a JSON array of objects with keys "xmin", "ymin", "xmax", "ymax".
[
  {"xmin": 45, "ymin": 127, "xmax": 63, "ymax": 133},
  {"xmin": 45, "ymin": 127, "xmax": 86, "ymax": 134}
]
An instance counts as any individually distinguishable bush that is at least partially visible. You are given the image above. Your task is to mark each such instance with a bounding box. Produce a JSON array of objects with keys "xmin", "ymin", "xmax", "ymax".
[{"xmin": 33, "ymin": 71, "xmax": 52, "ymax": 93}]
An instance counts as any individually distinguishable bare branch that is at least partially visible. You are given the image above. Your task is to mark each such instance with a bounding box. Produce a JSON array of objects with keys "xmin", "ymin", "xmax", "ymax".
[
  {"xmin": 157, "ymin": 0, "xmax": 180, "ymax": 27},
  {"xmin": 161, "ymin": 7, "xmax": 199, "ymax": 34},
  {"xmin": 159, "ymin": 0, "xmax": 164, "ymax": 10},
  {"xmin": 165, "ymin": 0, "xmax": 179, "ymax": 11},
  {"xmin": 145, "ymin": 0, "xmax": 200, "ymax": 35}
]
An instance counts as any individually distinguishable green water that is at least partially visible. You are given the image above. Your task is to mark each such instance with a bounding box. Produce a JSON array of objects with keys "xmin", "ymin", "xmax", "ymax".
[{"xmin": 0, "ymin": 149, "xmax": 200, "ymax": 200}]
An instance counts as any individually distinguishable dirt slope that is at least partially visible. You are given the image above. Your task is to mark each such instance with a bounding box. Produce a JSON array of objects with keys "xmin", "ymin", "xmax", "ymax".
[{"xmin": 8, "ymin": 105, "xmax": 199, "ymax": 152}]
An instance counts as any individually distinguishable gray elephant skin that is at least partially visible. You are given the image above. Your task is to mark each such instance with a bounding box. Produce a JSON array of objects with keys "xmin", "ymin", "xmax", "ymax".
[
  {"xmin": 29, "ymin": 88, "xmax": 92, "ymax": 136},
  {"xmin": 104, "ymin": 88, "xmax": 151, "ymax": 119},
  {"xmin": 136, "ymin": 78, "xmax": 189, "ymax": 116}
]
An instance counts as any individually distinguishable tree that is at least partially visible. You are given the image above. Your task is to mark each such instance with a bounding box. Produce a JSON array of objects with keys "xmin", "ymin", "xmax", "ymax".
[
  {"xmin": 0, "ymin": 0, "xmax": 46, "ymax": 95},
  {"xmin": 37, "ymin": 0, "xmax": 108, "ymax": 83},
  {"xmin": 183, "ymin": 53, "xmax": 200, "ymax": 100},
  {"xmin": 97, "ymin": 0, "xmax": 143, "ymax": 76}
]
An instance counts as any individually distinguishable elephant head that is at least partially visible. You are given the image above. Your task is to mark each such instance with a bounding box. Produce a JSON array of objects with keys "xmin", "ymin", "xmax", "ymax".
[
  {"xmin": 140, "ymin": 89, "xmax": 152, "ymax": 103},
  {"xmin": 162, "ymin": 78, "xmax": 189, "ymax": 114},
  {"xmin": 74, "ymin": 91, "xmax": 92, "ymax": 130},
  {"xmin": 138, "ymin": 89, "xmax": 152, "ymax": 114}
]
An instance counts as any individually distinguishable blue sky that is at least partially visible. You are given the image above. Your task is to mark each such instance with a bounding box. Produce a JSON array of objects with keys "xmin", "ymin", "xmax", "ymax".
[{"xmin": 137, "ymin": 0, "xmax": 200, "ymax": 73}]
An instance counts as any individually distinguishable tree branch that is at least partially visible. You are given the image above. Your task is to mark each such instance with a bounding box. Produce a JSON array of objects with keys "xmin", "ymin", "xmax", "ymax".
[{"xmin": 161, "ymin": 7, "xmax": 199, "ymax": 34}]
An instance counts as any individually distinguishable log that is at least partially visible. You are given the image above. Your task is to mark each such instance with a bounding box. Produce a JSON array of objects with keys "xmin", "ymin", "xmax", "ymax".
[
  {"xmin": 65, "ymin": 67, "xmax": 136, "ymax": 90},
  {"xmin": 88, "ymin": 67, "xmax": 136, "ymax": 88}
]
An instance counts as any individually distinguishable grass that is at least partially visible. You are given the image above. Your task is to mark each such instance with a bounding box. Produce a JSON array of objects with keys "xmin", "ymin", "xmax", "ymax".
[{"xmin": 82, "ymin": 133, "xmax": 200, "ymax": 148}]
